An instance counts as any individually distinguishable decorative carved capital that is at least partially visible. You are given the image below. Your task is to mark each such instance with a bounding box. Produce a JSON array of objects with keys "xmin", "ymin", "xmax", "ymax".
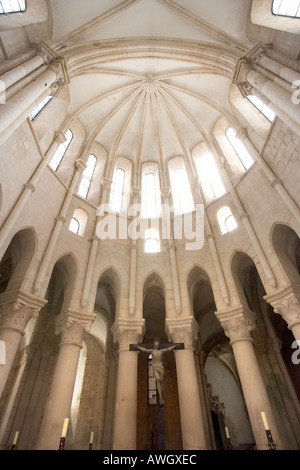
[
  {"xmin": 54, "ymin": 131, "xmax": 67, "ymax": 145},
  {"xmin": 75, "ymin": 158, "xmax": 87, "ymax": 173},
  {"xmin": 101, "ymin": 177, "xmax": 112, "ymax": 191},
  {"xmin": 265, "ymin": 285, "xmax": 300, "ymax": 330},
  {"xmin": 0, "ymin": 289, "xmax": 46, "ymax": 335},
  {"xmin": 111, "ymin": 318, "xmax": 145, "ymax": 351},
  {"xmin": 55, "ymin": 309, "xmax": 96, "ymax": 347},
  {"xmin": 165, "ymin": 316, "xmax": 199, "ymax": 349},
  {"xmin": 215, "ymin": 305, "xmax": 256, "ymax": 343}
]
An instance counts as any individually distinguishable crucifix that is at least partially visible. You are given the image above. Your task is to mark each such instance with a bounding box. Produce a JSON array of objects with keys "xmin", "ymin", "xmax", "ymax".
[{"xmin": 130, "ymin": 338, "xmax": 184, "ymax": 450}]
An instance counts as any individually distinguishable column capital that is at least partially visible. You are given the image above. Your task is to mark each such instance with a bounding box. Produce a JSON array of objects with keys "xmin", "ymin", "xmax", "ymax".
[
  {"xmin": 75, "ymin": 158, "xmax": 87, "ymax": 173},
  {"xmin": 161, "ymin": 187, "xmax": 171, "ymax": 199},
  {"xmin": 165, "ymin": 316, "xmax": 199, "ymax": 349},
  {"xmin": 130, "ymin": 187, "xmax": 141, "ymax": 200},
  {"xmin": 55, "ymin": 309, "xmax": 96, "ymax": 347},
  {"xmin": 0, "ymin": 289, "xmax": 46, "ymax": 333},
  {"xmin": 101, "ymin": 177, "xmax": 112, "ymax": 190},
  {"xmin": 264, "ymin": 284, "xmax": 300, "ymax": 330},
  {"xmin": 54, "ymin": 131, "xmax": 67, "ymax": 144},
  {"xmin": 111, "ymin": 318, "xmax": 145, "ymax": 351},
  {"xmin": 215, "ymin": 305, "xmax": 256, "ymax": 344}
]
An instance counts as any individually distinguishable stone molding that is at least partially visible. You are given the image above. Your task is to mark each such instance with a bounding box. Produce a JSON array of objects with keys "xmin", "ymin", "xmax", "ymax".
[
  {"xmin": 215, "ymin": 305, "xmax": 256, "ymax": 344},
  {"xmin": 111, "ymin": 318, "xmax": 145, "ymax": 351},
  {"xmin": 55, "ymin": 309, "xmax": 96, "ymax": 347},
  {"xmin": 264, "ymin": 285, "xmax": 300, "ymax": 329},
  {"xmin": 165, "ymin": 316, "xmax": 199, "ymax": 348},
  {"xmin": 0, "ymin": 289, "xmax": 46, "ymax": 334}
]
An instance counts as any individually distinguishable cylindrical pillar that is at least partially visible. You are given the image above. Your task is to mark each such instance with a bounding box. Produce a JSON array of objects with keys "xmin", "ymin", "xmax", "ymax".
[
  {"xmin": 257, "ymin": 55, "xmax": 300, "ymax": 86},
  {"xmin": 112, "ymin": 319, "xmax": 144, "ymax": 450},
  {"xmin": 0, "ymin": 67, "xmax": 57, "ymax": 138},
  {"xmin": 0, "ymin": 293, "xmax": 44, "ymax": 399},
  {"xmin": 0, "ymin": 54, "xmax": 45, "ymax": 97},
  {"xmin": 166, "ymin": 317, "xmax": 207, "ymax": 450},
  {"xmin": 217, "ymin": 307, "xmax": 284, "ymax": 450},
  {"xmin": 36, "ymin": 312, "xmax": 93, "ymax": 450},
  {"xmin": 247, "ymin": 69, "xmax": 300, "ymax": 126}
]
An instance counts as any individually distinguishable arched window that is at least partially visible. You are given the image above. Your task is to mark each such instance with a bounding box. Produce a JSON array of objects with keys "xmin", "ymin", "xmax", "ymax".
[
  {"xmin": 196, "ymin": 153, "xmax": 226, "ymax": 200},
  {"xmin": 144, "ymin": 228, "xmax": 160, "ymax": 253},
  {"xmin": 272, "ymin": 0, "xmax": 300, "ymax": 17},
  {"xmin": 77, "ymin": 154, "xmax": 97, "ymax": 199},
  {"xmin": 110, "ymin": 168, "xmax": 125, "ymax": 213},
  {"xmin": 142, "ymin": 172, "xmax": 159, "ymax": 218},
  {"xmin": 247, "ymin": 95, "xmax": 276, "ymax": 122},
  {"xmin": 49, "ymin": 130, "xmax": 73, "ymax": 172},
  {"xmin": 226, "ymin": 128, "xmax": 254, "ymax": 171},
  {"xmin": 30, "ymin": 96, "xmax": 53, "ymax": 121},
  {"xmin": 0, "ymin": 1, "xmax": 26, "ymax": 14},
  {"xmin": 217, "ymin": 206, "xmax": 238, "ymax": 235},
  {"xmin": 69, "ymin": 217, "xmax": 80, "ymax": 235}
]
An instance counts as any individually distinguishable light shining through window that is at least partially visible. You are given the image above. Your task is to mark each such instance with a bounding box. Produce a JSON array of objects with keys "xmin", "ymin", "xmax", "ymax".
[
  {"xmin": 143, "ymin": 172, "xmax": 158, "ymax": 218},
  {"xmin": 199, "ymin": 153, "xmax": 226, "ymax": 199},
  {"xmin": 0, "ymin": 0, "xmax": 26, "ymax": 14},
  {"xmin": 174, "ymin": 168, "xmax": 194, "ymax": 214},
  {"xmin": 77, "ymin": 154, "xmax": 96, "ymax": 199},
  {"xmin": 217, "ymin": 206, "xmax": 238, "ymax": 235},
  {"xmin": 247, "ymin": 95, "xmax": 276, "ymax": 123},
  {"xmin": 110, "ymin": 168, "xmax": 125, "ymax": 213},
  {"xmin": 69, "ymin": 217, "xmax": 80, "ymax": 235},
  {"xmin": 226, "ymin": 128, "xmax": 254, "ymax": 171},
  {"xmin": 49, "ymin": 130, "xmax": 73, "ymax": 172},
  {"xmin": 30, "ymin": 96, "xmax": 53, "ymax": 121},
  {"xmin": 272, "ymin": 0, "xmax": 300, "ymax": 17}
]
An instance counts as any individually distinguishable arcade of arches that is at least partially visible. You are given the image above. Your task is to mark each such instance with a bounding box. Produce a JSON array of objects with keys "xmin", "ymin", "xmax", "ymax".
[{"xmin": 0, "ymin": 0, "xmax": 300, "ymax": 451}]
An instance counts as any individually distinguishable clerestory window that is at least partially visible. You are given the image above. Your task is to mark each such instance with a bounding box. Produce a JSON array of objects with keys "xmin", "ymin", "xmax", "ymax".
[
  {"xmin": 247, "ymin": 95, "xmax": 276, "ymax": 123},
  {"xmin": 69, "ymin": 217, "xmax": 80, "ymax": 235},
  {"xmin": 217, "ymin": 206, "xmax": 238, "ymax": 235},
  {"xmin": 110, "ymin": 168, "xmax": 125, "ymax": 213},
  {"xmin": 49, "ymin": 130, "xmax": 73, "ymax": 172},
  {"xmin": 29, "ymin": 96, "xmax": 53, "ymax": 121},
  {"xmin": 272, "ymin": 0, "xmax": 300, "ymax": 18},
  {"xmin": 0, "ymin": 0, "xmax": 26, "ymax": 14},
  {"xmin": 77, "ymin": 154, "xmax": 97, "ymax": 199},
  {"xmin": 226, "ymin": 128, "xmax": 254, "ymax": 171}
]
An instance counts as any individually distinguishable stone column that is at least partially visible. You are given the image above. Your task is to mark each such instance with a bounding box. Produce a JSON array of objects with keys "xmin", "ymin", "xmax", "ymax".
[
  {"xmin": 265, "ymin": 285, "xmax": 300, "ymax": 342},
  {"xmin": 0, "ymin": 290, "xmax": 46, "ymax": 398},
  {"xmin": 234, "ymin": 58, "xmax": 300, "ymax": 127},
  {"xmin": 34, "ymin": 158, "xmax": 86, "ymax": 294},
  {"xmin": 216, "ymin": 305, "xmax": 283, "ymax": 450},
  {"xmin": 36, "ymin": 310, "xmax": 95, "ymax": 450},
  {"xmin": 111, "ymin": 318, "xmax": 145, "ymax": 450},
  {"xmin": 166, "ymin": 316, "xmax": 207, "ymax": 450},
  {"xmin": 0, "ymin": 54, "xmax": 45, "ymax": 101}
]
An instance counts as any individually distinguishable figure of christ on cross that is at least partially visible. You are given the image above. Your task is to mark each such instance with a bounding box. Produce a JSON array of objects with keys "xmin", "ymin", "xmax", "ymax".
[{"xmin": 130, "ymin": 339, "xmax": 184, "ymax": 406}]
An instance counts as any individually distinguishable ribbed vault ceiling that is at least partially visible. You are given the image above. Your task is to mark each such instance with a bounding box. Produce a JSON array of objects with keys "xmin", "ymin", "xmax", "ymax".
[{"xmin": 48, "ymin": 0, "xmax": 253, "ymax": 169}]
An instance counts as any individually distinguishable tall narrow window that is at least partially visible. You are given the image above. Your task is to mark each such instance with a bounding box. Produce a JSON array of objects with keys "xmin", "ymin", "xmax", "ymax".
[
  {"xmin": 143, "ymin": 172, "xmax": 158, "ymax": 218},
  {"xmin": 198, "ymin": 153, "xmax": 226, "ymax": 199},
  {"xmin": 272, "ymin": 0, "xmax": 300, "ymax": 18},
  {"xmin": 30, "ymin": 96, "xmax": 53, "ymax": 121},
  {"xmin": 247, "ymin": 95, "xmax": 276, "ymax": 122},
  {"xmin": 0, "ymin": 1, "xmax": 26, "ymax": 14},
  {"xmin": 49, "ymin": 130, "xmax": 73, "ymax": 172},
  {"xmin": 226, "ymin": 128, "xmax": 254, "ymax": 171},
  {"xmin": 77, "ymin": 154, "xmax": 96, "ymax": 199},
  {"xmin": 110, "ymin": 168, "xmax": 125, "ymax": 213},
  {"xmin": 174, "ymin": 168, "xmax": 194, "ymax": 214},
  {"xmin": 217, "ymin": 206, "xmax": 238, "ymax": 235}
]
